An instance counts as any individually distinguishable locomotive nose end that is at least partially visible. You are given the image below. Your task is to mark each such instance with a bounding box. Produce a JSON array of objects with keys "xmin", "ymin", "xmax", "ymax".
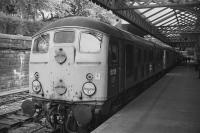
[{"xmin": 21, "ymin": 100, "xmax": 35, "ymax": 117}]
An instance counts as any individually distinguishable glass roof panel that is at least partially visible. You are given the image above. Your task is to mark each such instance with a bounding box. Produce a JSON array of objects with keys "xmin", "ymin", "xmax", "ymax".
[
  {"xmin": 138, "ymin": 8, "xmax": 150, "ymax": 14},
  {"xmin": 162, "ymin": 19, "xmax": 177, "ymax": 26},
  {"xmin": 155, "ymin": 16, "xmax": 176, "ymax": 26},
  {"xmin": 133, "ymin": 3, "xmax": 199, "ymax": 43},
  {"xmin": 143, "ymin": 7, "xmax": 166, "ymax": 17},
  {"xmin": 170, "ymin": 22, "xmax": 178, "ymax": 26},
  {"xmin": 148, "ymin": 8, "xmax": 173, "ymax": 21},
  {"xmin": 151, "ymin": 11, "xmax": 174, "ymax": 23}
]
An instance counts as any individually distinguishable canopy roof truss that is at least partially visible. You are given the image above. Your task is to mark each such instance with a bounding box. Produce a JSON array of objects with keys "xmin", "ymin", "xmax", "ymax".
[{"xmin": 91, "ymin": 0, "xmax": 200, "ymax": 48}]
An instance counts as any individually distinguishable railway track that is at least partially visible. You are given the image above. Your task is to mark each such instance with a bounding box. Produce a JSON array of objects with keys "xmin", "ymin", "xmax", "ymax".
[
  {"xmin": 0, "ymin": 89, "xmax": 51, "ymax": 133},
  {"xmin": 0, "ymin": 109, "xmax": 31, "ymax": 133},
  {"xmin": 0, "ymin": 77, "xmax": 157, "ymax": 133},
  {"xmin": 0, "ymin": 100, "xmax": 52, "ymax": 133},
  {"xmin": 0, "ymin": 90, "xmax": 30, "ymax": 106}
]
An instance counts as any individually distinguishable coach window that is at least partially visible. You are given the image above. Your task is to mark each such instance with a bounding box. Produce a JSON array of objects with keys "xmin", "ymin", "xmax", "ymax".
[
  {"xmin": 33, "ymin": 33, "xmax": 49, "ymax": 53},
  {"xmin": 80, "ymin": 31, "xmax": 102, "ymax": 53},
  {"xmin": 54, "ymin": 31, "xmax": 75, "ymax": 43}
]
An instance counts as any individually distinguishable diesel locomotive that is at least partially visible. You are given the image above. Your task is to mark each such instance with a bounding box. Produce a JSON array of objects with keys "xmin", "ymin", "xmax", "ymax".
[{"xmin": 22, "ymin": 17, "xmax": 182, "ymax": 132}]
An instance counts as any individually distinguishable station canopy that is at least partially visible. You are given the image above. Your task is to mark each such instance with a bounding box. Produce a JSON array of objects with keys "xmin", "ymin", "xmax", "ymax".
[
  {"xmin": 92, "ymin": 0, "xmax": 200, "ymax": 48},
  {"xmin": 133, "ymin": 0, "xmax": 200, "ymax": 46}
]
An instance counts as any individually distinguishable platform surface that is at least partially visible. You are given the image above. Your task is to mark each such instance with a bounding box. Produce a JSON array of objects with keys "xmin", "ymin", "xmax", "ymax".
[{"xmin": 92, "ymin": 66, "xmax": 200, "ymax": 133}]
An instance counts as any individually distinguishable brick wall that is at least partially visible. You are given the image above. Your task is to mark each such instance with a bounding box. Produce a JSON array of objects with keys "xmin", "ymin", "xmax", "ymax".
[{"xmin": 0, "ymin": 33, "xmax": 31, "ymax": 92}]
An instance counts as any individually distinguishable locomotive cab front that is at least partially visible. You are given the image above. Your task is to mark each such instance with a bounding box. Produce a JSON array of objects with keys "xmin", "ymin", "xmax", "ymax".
[
  {"xmin": 21, "ymin": 17, "xmax": 123, "ymax": 132},
  {"xmin": 22, "ymin": 26, "xmax": 110, "ymax": 130},
  {"xmin": 29, "ymin": 28, "xmax": 108, "ymax": 104}
]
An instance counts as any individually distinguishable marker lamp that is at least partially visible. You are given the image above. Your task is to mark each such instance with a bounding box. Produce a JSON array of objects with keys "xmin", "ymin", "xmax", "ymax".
[
  {"xmin": 82, "ymin": 82, "xmax": 96, "ymax": 96},
  {"xmin": 86, "ymin": 73, "xmax": 93, "ymax": 81},
  {"xmin": 32, "ymin": 80, "xmax": 42, "ymax": 93},
  {"xmin": 55, "ymin": 49, "xmax": 67, "ymax": 64},
  {"xmin": 55, "ymin": 80, "xmax": 67, "ymax": 95},
  {"xmin": 55, "ymin": 85, "xmax": 67, "ymax": 95}
]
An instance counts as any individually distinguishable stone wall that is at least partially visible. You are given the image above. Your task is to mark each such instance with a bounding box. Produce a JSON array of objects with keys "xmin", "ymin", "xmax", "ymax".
[{"xmin": 0, "ymin": 33, "xmax": 31, "ymax": 92}]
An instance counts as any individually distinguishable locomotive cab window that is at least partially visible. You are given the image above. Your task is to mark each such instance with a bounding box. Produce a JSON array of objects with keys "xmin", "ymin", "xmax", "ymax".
[
  {"xmin": 33, "ymin": 33, "xmax": 50, "ymax": 53},
  {"xmin": 54, "ymin": 31, "xmax": 75, "ymax": 43},
  {"xmin": 80, "ymin": 31, "xmax": 102, "ymax": 53}
]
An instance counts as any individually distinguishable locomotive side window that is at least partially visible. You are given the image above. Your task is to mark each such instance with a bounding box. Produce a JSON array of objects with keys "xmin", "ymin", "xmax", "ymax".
[
  {"xmin": 149, "ymin": 50, "xmax": 153, "ymax": 62},
  {"xmin": 144, "ymin": 49, "xmax": 148, "ymax": 62},
  {"xmin": 80, "ymin": 31, "xmax": 102, "ymax": 53},
  {"xmin": 126, "ymin": 44, "xmax": 133, "ymax": 77},
  {"xmin": 54, "ymin": 31, "xmax": 75, "ymax": 43},
  {"xmin": 33, "ymin": 34, "xmax": 49, "ymax": 53},
  {"xmin": 137, "ymin": 48, "xmax": 141, "ymax": 64},
  {"xmin": 111, "ymin": 44, "xmax": 118, "ymax": 62}
]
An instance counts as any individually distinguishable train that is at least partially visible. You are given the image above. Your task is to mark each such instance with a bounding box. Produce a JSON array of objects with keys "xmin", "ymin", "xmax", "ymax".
[{"xmin": 21, "ymin": 17, "xmax": 183, "ymax": 132}]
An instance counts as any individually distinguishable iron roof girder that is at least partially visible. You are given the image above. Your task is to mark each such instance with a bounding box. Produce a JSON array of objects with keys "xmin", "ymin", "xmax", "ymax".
[
  {"xmin": 91, "ymin": 0, "xmax": 169, "ymax": 42},
  {"xmin": 91, "ymin": 0, "xmax": 200, "ymax": 45},
  {"xmin": 117, "ymin": 1, "xmax": 200, "ymax": 10},
  {"xmin": 155, "ymin": 25, "xmax": 200, "ymax": 34}
]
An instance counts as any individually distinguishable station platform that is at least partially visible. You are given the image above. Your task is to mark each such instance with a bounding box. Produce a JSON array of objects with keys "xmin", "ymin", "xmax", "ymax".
[{"xmin": 92, "ymin": 66, "xmax": 200, "ymax": 133}]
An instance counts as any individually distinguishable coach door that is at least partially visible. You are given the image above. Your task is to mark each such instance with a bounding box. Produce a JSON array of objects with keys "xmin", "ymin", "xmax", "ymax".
[{"xmin": 108, "ymin": 39, "xmax": 120, "ymax": 98}]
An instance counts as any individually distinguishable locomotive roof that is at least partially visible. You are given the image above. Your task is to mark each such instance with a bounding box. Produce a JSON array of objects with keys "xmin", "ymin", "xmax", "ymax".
[
  {"xmin": 35, "ymin": 17, "xmax": 122, "ymax": 38},
  {"xmin": 35, "ymin": 17, "xmax": 169, "ymax": 49}
]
